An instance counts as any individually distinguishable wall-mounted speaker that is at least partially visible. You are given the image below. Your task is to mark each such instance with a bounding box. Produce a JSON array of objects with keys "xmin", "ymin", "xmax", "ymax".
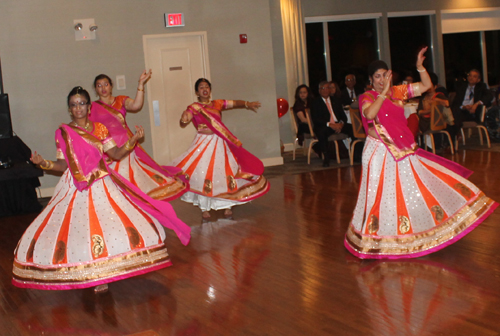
[{"xmin": 0, "ymin": 94, "xmax": 13, "ymax": 139}]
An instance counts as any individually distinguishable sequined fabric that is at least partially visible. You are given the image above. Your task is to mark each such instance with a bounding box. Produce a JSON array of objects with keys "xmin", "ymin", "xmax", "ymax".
[
  {"xmin": 12, "ymin": 170, "xmax": 171, "ymax": 289},
  {"xmin": 91, "ymin": 99, "xmax": 188, "ymax": 201},
  {"xmin": 345, "ymin": 136, "xmax": 498, "ymax": 258},
  {"xmin": 173, "ymin": 133, "xmax": 269, "ymax": 211}
]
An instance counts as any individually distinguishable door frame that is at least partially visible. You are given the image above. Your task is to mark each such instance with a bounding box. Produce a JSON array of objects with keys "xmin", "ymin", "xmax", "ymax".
[{"xmin": 142, "ymin": 31, "xmax": 211, "ymax": 162}]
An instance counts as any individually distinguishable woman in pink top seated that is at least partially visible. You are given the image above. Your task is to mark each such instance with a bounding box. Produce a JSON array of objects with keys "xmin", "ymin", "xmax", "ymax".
[{"xmin": 344, "ymin": 47, "xmax": 498, "ymax": 259}]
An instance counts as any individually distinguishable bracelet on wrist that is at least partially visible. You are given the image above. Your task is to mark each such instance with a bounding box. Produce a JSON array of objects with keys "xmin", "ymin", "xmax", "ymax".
[
  {"xmin": 124, "ymin": 140, "xmax": 135, "ymax": 151},
  {"xmin": 245, "ymin": 101, "xmax": 249, "ymax": 109},
  {"xmin": 137, "ymin": 88, "xmax": 144, "ymax": 92},
  {"xmin": 417, "ymin": 68, "xmax": 426, "ymax": 73},
  {"xmin": 40, "ymin": 160, "xmax": 54, "ymax": 170},
  {"xmin": 378, "ymin": 94, "xmax": 386, "ymax": 100}
]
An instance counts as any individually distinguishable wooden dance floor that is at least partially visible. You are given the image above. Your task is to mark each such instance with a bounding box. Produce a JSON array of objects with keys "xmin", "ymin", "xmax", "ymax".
[{"xmin": 1, "ymin": 149, "xmax": 500, "ymax": 335}]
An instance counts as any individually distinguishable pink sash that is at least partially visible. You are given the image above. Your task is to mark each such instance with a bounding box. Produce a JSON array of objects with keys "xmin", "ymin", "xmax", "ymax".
[
  {"xmin": 90, "ymin": 100, "xmax": 184, "ymax": 177},
  {"xmin": 188, "ymin": 101, "xmax": 264, "ymax": 176},
  {"xmin": 360, "ymin": 89, "xmax": 417, "ymax": 158},
  {"xmin": 360, "ymin": 89, "xmax": 472, "ymax": 178},
  {"xmin": 56, "ymin": 125, "xmax": 191, "ymax": 245}
]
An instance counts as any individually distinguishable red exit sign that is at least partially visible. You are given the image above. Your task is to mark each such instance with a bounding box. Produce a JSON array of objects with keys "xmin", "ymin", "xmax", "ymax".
[{"xmin": 165, "ymin": 13, "xmax": 185, "ymax": 27}]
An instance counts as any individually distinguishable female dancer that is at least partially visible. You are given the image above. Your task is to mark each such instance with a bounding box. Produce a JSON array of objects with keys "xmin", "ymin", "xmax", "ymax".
[
  {"xmin": 344, "ymin": 47, "xmax": 498, "ymax": 259},
  {"xmin": 173, "ymin": 78, "xmax": 270, "ymax": 219},
  {"xmin": 90, "ymin": 71, "xmax": 188, "ymax": 201},
  {"xmin": 13, "ymin": 87, "xmax": 190, "ymax": 291},
  {"xmin": 292, "ymin": 84, "xmax": 313, "ymax": 146}
]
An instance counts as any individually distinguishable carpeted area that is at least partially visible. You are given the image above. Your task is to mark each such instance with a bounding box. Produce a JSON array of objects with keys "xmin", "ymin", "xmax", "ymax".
[
  {"xmin": 265, "ymin": 132, "xmax": 500, "ymax": 179},
  {"xmin": 263, "ymin": 150, "xmax": 355, "ymax": 179}
]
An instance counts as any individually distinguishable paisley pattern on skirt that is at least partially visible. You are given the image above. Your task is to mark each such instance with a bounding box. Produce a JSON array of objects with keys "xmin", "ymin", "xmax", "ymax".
[{"xmin": 345, "ymin": 136, "xmax": 498, "ymax": 259}]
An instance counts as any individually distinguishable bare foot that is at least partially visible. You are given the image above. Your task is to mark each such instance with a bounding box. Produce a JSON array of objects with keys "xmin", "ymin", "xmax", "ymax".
[
  {"xmin": 202, "ymin": 211, "xmax": 211, "ymax": 218},
  {"xmin": 94, "ymin": 284, "xmax": 108, "ymax": 294},
  {"xmin": 224, "ymin": 209, "xmax": 233, "ymax": 217}
]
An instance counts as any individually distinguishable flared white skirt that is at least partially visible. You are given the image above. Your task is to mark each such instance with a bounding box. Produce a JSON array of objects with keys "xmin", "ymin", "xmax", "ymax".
[
  {"xmin": 172, "ymin": 133, "xmax": 269, "ymax": 211},
  {"xmin": 109, "ymin": 148, "xmax": 186, "ymax": 201},
  {"xmin": 13, "ymin": 170, "xmax": 171, "ymax": 290},
  {"xmin": 345, "ymin": 136, "xmax": 497, "ymax": 259}
]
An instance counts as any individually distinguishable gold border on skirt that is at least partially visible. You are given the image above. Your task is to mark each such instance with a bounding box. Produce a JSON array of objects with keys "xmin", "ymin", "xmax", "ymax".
[
  {"xmin": 346, "ymin": 193, "xmax": 495, "ymax": 256},
  {"xmin": 13, "ymin": 244, "xmax": 169, "ymax": 284}
]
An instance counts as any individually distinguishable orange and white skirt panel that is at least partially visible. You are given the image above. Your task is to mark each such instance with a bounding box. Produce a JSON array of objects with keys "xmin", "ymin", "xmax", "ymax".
[
  {"xmin": 12, "ymin": 170, "xmax": 171, "ymax": 290},
  {"xmin": 173, "ymin": 133, "xmax": 269, "ymax": 211},
  {"xmin": 109, "ymin": 149, "xmax": 187, "ymax": 201},
  {"xmin": 345, "ymin": 136, "xmax": 497, "ymax": 259}
]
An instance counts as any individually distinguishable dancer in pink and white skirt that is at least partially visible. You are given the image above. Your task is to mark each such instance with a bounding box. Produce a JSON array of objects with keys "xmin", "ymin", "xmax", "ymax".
[
  {"xmin": 13, "ymin": 87, "xmax": 190, "ymax": 292},
  {"xmin": 344, "ymin": 48, "xmax": 498, "ymax": 259},
  {"xmin": 90, "ymin": 72, "xmax": 188, "ymax": 201},
  {"xmin": 173, "ymin": 78, "xmax": 270, "ymax": 219}
]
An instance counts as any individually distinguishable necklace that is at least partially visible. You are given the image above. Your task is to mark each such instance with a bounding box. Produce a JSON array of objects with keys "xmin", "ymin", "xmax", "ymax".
[{"xmin": 71, "ymin": 121, "xmax": 92, "ymax": 131}]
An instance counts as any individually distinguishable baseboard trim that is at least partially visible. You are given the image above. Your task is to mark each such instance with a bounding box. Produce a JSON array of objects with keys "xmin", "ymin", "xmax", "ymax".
[
  {"xmin": 39, "ymin": 187, "xmax": 55, "ymax": 198},
  {"xmin": 262, "ymin": 156, "xmax": 284, "ymax": 167},
  {"xmin": 283, "ymin": 143, "xmax": 299, "ymax": 152}
]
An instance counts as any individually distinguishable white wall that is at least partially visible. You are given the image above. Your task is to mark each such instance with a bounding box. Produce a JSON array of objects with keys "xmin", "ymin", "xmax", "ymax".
[{"xmin": 0, "ymin": 0, "xmax": 282, "ymax": 190}]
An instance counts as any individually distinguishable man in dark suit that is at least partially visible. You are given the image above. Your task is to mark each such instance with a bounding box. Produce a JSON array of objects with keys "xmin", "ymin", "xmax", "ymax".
[
  {"xmin": 341, "ymin": 74, "xmax": 364, "ymax": 106},
  {"xmin": 311, "ymin": 81, "xmax": 354, "ymax": 167},
  {"xmin": 451, "ymin": 69, "xmax": 493, "ymax": 127}
]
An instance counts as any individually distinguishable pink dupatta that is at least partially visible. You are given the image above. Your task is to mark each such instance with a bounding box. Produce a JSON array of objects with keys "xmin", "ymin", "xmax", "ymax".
[
  {"xmin": 360, "ymin": 87, "xmax": 472, "ymax": 178},
  {"xmin": 55, "ymin": 124, "xmax": 191, "ymax": 245},
  {"xmin": 90, "ymin": 100, "xmax": 184, "ymax": 177},
  {"xmin": 188, "ymin": 100, "xmax": 264, "ymax": 176}
]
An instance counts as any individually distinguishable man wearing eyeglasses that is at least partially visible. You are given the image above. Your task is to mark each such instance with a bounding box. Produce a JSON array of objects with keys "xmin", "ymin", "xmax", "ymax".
[
  {"xmin": 341, "ymin": 74, "xmax": 363, "ymax": 106},
  {"xmin": 451, "ymin": 69, "xmax": 493, "ymax": 127},
  {"xmin": 311, "ymin": 81, "xmax": 353, "ymax": 167}
]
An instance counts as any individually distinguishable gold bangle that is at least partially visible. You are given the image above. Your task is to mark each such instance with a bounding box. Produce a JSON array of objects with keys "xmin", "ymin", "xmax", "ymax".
[
  {"xmin": 124, "ymin": 140, "xmax": 135, "ymax": 151},
  {"xmin": 137, "ymin": 88, "xmax": 144, "ymax": 92},
  {"xmin": 40, "ymin": 160, "xmax": 54, "ymax": 170},
  {"xmin": 245, "ymin": 101, "xmax": 249, "ymax": 109},
  {"xmin": 378, "ymin": 95, "xmax": 386, "ymax": 100},
  {"xmin": 180, "ymin": 119, "xmax": 189, "ymax": 124}
]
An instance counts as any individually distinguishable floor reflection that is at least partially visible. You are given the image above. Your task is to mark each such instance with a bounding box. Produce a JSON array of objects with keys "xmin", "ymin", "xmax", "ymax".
[
  {"xmin": 349, "ymin": 259, "xmax": 487, "ymax": 336},
  {"xmin": 172, "ymin": 218, "xmax": 273, "ymax": 335},
  {"xmin": 10, "ymin": 277, "xmax": 177, "ymax": 335}
]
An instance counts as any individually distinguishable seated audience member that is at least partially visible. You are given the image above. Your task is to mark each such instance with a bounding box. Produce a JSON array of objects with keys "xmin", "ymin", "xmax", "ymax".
[
  {"xmin": 311, "ymin": 81, "xmax": 353, "ymax": 167},
  {"xmin": 451, "ymin": 69, "xmax": 493, "ymax": 127},
  {"xmin": 435, "ymin": 81, "xmax": 449, "ymax": 98},
  {"xmin": 329, "ymin": 81, "xmax": 342, "ymax": 99},
  {"xmin": 341, "ymin": 74, "xmax": 363, "ymax": 106},
  {"xmin": 363, "ymin": 80, "xmax": 373, "ymax": 92},
  {"xmin": 417, "ymin": 72, "xmax": 450, "ymax": 134},
  {"xmin": 403, "ymin": 72, "xmax": 414, "ymax": 84},
  {"xmin": 292, "ymin": 84, "xmax": 313, "ymax": 146},
  {"xmin": 485, "ymin": 87, "xmax": 500, "ymax": 141}
]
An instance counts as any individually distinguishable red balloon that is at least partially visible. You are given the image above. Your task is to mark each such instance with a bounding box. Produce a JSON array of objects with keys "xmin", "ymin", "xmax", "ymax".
[{"xmin": 277, "ymin": 98, "xmax": 289, "ymax": 118}]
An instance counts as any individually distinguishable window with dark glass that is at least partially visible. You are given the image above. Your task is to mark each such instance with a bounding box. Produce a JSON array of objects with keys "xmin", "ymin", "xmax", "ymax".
[
  {"xmin": 388, "ymin": 16, "xmax": 433, "ymax": 86},
  {"xmin": 485, "ymin": 30, "xmax": 500, "ymax": 87},
  {"xmin": 443, "ymin": 32, "xmax": 482, "ymax": 92},
  {"xmin": 327, "ymin": 19, "xmax": 378, "ymax": 90},
  {"xmin": 305, "ymin": 22, "xmax": 326, "ymax": 96}
]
